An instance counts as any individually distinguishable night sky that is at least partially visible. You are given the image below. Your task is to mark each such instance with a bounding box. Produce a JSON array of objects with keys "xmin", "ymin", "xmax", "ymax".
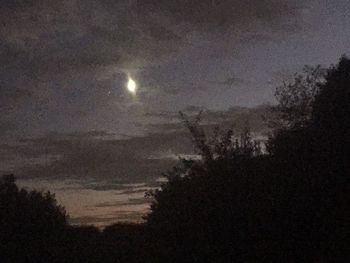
[{"xmin": 1, "ymin": 0, "xmax": 349, "ymax": 226}]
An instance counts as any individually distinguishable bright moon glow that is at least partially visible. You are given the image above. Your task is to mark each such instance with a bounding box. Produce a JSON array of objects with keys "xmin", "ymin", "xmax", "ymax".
[{"xmin": 127, "ymin": 77, "xmax": 137, "ymax": 94}]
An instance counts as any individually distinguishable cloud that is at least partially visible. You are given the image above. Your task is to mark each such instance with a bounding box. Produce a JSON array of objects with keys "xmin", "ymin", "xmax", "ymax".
[
  {"xmin": 69, "ymin": 211, "xmax": 145, "ymax": 226},
  {"xmin": 0, "ymin": 120, "xmax": 15, "ymax": 137},
  {"xmin": 0, "ymin": 0, "xmax": 306, "ymax": 82},
  {"xmin": 145, "ymin": 105, "xmax": 273, "ymax": 134},
  {"xmin": 137, "ymin": 0, "xmax": 305, "ymax": 32},
  {"xmin": 95, "ymin": 197, "xmax": 152, "ymax": 208},
  {"xmin": 4, "ymin": 105, "xmax": 273, "ymax": 225},
  {"xmin": 0, "ymin": 80, "xmax": 32, "ymax": 135},
  {"xmin": 0, "ymin": 0, "xmax": 308, "ymax": 135},
  {"xmin": 0, "ymin": 0, "xmax": 183, "ymax": 126},
  {"xmin": 0, "ymin": 105, "xmax": 272, "ymax": 183},
  {"xmin": 0, "ymin": 0, "xmax": 181, "ymax": 74},
  {"xmin": 210, "ymin": 74, "xmax": 244, "ymax": 87},
  {"xmin": 0, "ymin": 130, "xmax": 184, "ymax": 182}
]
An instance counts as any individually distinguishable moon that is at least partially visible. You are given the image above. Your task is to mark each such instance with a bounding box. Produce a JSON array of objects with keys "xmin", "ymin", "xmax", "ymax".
[{"xmin": 127, "ymin": 77, "xmax": 137, "ymax": 94}]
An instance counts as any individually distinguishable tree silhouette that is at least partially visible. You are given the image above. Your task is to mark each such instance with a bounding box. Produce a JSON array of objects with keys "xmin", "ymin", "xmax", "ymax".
[
  {"xmin": 271, "ymin": 65, "xmax": 326, "ymax": 129},
  {"xmin": 0, "ymin": 174, "xmax": 67, "ymax": 262},
  {"xmin": 145, "ymin": 57, "xmax": 350, "ymax": 262},
  {"xmin": 146, "ymin": 117, "xmax": 268, "ymax": 262}
]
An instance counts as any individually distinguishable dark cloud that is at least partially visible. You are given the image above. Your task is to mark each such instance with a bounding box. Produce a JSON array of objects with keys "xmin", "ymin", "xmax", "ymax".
[
  {"xmin": 0, "ymin": 130, "xmax": 185, "ymax": 182},
  {"xmin": 240, "ymin": 33, "xmax": 275, "ymax": 44},
  {"xmin": 0, "ymin": 81, "xmax": 32, "ymax": 135},
  {"xmin": 0, "ymin": 0, "xmax": 306, "ymax": 83},
  {"xmin": 84, "ymin": 182, "xmax": 149, "ymax": 192},
  {"xmin": 0, "ymin": 120, "xmax": 16, "ymax": 137},
  {"xmin": 95, "ymin": 197, "xmax": 152, "ymax": 208},
  {"xmin": 0, "ymin": 105, "xmax": 272, "ymax": 183},
  {"xmin": 0, "ymin": 0, "xmax": 181, "ymax": 74},
  {"xmin": 145, "ymin": 105, "xmax": 272, "ymax": 134},
  {"xmin": 0, "ymin": 0, "xmax": 310, "ymax": 137},
  {"xmin": 69, "ymin": 215, "xmax": 115, "ymax": 225},
  {"xmin": 137, "ymin": 0, "xmax": 304, "ymax": 32},
  {"xmin": 69, "ymin": 211, "xmax": 144, "ymax": 225},
  {"xmin": 0, "ymin": 88, "xmax": 31, "ymax": 104},
  {"xmin": 0, "ymin": 0, "xmax": 182, "ymax": 128},
  {"xmin": 210, "ymin": 73, "xmax": 244, "ymax": 86}
]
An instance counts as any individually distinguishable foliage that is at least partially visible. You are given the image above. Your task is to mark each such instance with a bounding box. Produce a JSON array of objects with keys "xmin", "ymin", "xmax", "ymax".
[
  {"xmin": 145, "ymin": 115, "xmax": 268, "ymax": 262},
  {"xmin": 0, "ymin": 174, "xmax": 67, "ymax": 262},
  {"xmin": 145, "ymin": 57, "xmax": 350, "ymax": 262},
  {"xmin": 271, "ymin": 65, "xmax": 326, "ymax": 129}
]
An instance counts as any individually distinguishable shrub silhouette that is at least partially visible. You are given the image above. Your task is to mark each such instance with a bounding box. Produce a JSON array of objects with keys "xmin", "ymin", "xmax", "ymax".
[{"xmin": 146, "ymin": 57, "xmax": 350, "ymax": 262}]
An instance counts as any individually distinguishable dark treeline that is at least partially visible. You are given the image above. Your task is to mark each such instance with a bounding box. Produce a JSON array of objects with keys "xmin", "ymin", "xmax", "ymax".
[{"xmin": 1, "ymin": 57, "xmax": 349, "ymax": 262}]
